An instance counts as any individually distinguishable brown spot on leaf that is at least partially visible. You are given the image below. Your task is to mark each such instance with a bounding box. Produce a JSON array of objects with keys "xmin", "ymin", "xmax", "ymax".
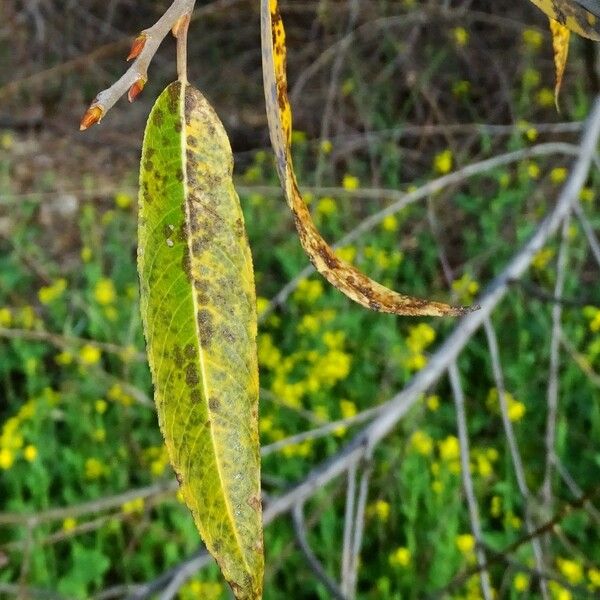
[{"xmin": 185, "ymin": 363, "xmax": 199, "ymax": 386}]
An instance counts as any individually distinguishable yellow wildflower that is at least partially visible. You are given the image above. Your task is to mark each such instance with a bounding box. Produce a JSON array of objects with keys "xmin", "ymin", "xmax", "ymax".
[
  {"xmin": 23, "ymin": 445, "xmax": 37, "ymax": 462},
  {"xmin": 452, "ymin": 80, "xmax": 471, "ymax": 98},
  {"xmin": 94, "ymin": 278, "xmax": 116, "ymax": 305},
  {"xmin": 323, "ymin": 330, "xmax": 345, "ymax": 350},
  {"xmin": 490, "ymin": 495, "xmax": 502, "ymax": 518},
  {"xmin": 335, "ymin": 246, "xmax": 356, "ymax": 263},
  {"xmin": 532, "ymin": 247, "xmax": 555, "ymax": 270},
  {"xmin": 405, "ymin": 353, "xmax": 427, "ymax": 371},
  {"xmin": 381, "ymin": 214, "xmax": 398, "ymax": 232},
  {"xmin": 452, "ymin": 26, "xmax": 469, "ymax": 47},
  {"xmin": 316, "ymin": 196, "xmax": 337, "ymax": 216},
  {"xmin": 507, "ymin": 400, "xmax": 526, "ymax": 422},
  {"xmin": 522, "ymin": 28, "xmax": 543, "ymax": 50},
  {"xmin": 318, "ymin": 351, "xmax": 351, "ymax": 386},
  {"xmin": 293, "ymin": 278, "xmax": 324, "ymax": 304},
  {"xmin": 536, "ymin": 87, "xmax": 555, "ymax": 108},
  {"xmin": 426, "ymin": 394, "xmax": 440, "ymax": 411},
  {"xmin": 556, "ymin": 558, "xmax": 583, "ymax": 585},
  {"xmin": 339, "ymin": 399, "xmax": 357, "ymax": 419},
  {"xmin": 320, "ymin": 139, "xmax": 333, "ymax": 154},
  {"xmin": 0, "ymin": 307, "xmax": 12, "ymax": 327},
  {"xmin": 410, "ymin": 430, "xmax": 433, "ymax": 456},
  {"xmin": 38, "ymin": 278, "xmax": 67, "ymax": 305},
  {"xmin": 389, "ymin": 547, "xmax": 411, "ymax": 568},
  {"xmin": 455, "ymin": 533, "xmax": 475, "ymax": 555},
  {"xmin": 434, "ymin": 149, "xmax": 453, "ymax": 174},
  {"xmin": 62, "ymin": 517, "xmax": 77, "ymax": 532},
  {"xmin": 256, "ymin": 297, "xmax": 269, "ymax": 317},
  {"xmin": 550, "ymin": 167, "xmax": 568, "ymax": 184},
  {"xmin": 122, "ymin": 497, "xmax": 145, "ymax": 515},
  {"xmin": 84, "ymin": 457, "xmax": 106, "ymax": 479},
  {"xmin": 580, "ymin": 187, "xmax": 595, "ymax": 204},
  {"xmin": 584, "ymin": 306, "xmax": 600, "ymax": 332},
  {"xmin": 79, "ymin": 344, "xmax": 101, "ymax": 365},
  {"xmin": 0, "ymin": 448, "xmax": 14, "ymax": 469},
  {"xmin": 81, "ymin": 246, "xmax": 93, "ymax": 262},
  {"xmin": 431, "ymin": 479, "xmax": 443, "ymax": 494},
  {"xmin": 513, "ymin": 573, "xmax": 529, "ymax": 593},
  {"xmin": 406, "ymin": 323, "xmax": 436, "ymax": 353},
  {"xmin": 19, "ymin": 306, "xmax": 37, "ymax": 329},
  {"xmin": 342, "ymin": 174, "xmax": 359, "ymax": 190},
  {"xmin": 257, "ymin": 334, "xmax": 281, "ymax": 369},
  {"xmin": 368, "ymin": 499, "xmax": 390, "ymax": 522},
  {"xmin": 527, "ymin": 162, "xmax": 540, "ymax": 179},
  {"xmin": 439, "ymin": 435, "xmax": 460, "ymax": 462},
  {"xmin": 55, "ymin": 351, "xmax": 73, "ymax": 366},
  {"xmin": 452, "ymin": 272, "xmax": 479, "ymax": 303},
  {"xmin": 95, "ymin": 399, "xmax": 108, "ymax": 414},
  {"xmin": 115, "ymin": 192, "xmax": 133, "ymax": 209},
  {"xmin": 588, "ymin": 568, "xmax": 600, "ymax": 589},
  {"xmin": 92, "ymin": 428, "xmax": 106, "ymax": 442},
  {"xmin": 549, "ymin": 582, "xmax": 572, "ymax": 600},
  {"xmin": 523, "ymin": 67, "xmax": 541, "ymax": 88},
  {"xmin": 102, "ymin": 210, "xmax": 115, "ymax": 226}
]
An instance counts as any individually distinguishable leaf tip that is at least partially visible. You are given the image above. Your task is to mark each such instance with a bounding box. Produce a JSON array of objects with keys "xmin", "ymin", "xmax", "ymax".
[{"xmin": 79, "ymin": 105, "xmax": 103, "ymax": 131}]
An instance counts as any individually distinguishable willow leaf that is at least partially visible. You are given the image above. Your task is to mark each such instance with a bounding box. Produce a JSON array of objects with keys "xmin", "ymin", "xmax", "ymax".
[
  {"xmin": 138, "ymin": 82, "xmax": 263, "ymax": 600},
  {"xmin": 529, "ymin": 0, "xmax": 600, "ymax": 39},
  {"xmin": 260, "ymin": 0, "xmax": 465, "ymax": 317}
]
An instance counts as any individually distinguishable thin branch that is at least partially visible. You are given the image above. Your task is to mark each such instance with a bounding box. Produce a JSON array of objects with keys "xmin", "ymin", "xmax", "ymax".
[
  {"xmin": 291, "ymin": 503, "xmax": 346, "ymax": 600},
  {"xmin": 340, "ymin": 465, "xmax": 357, "ymax": 595},
  {"xmin": 572, "ymin": 200, "xmax": 600, "ymax": 269},
  {"xmin": 448, "ymin": 363, "xmax": 493, "ymax": 600}
]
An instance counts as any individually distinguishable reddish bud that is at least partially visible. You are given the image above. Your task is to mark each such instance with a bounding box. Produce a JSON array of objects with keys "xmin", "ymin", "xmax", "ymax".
[
  {"xmin": 79, "ymin": 106, "xmax": 104, "ymax": 131},
  {"xmin": 128, "ymin": 77, "xmax": 146, "ymax": 103},
  {"xmin": 127, "ymin": 34, "xmax": 147, "ymax": 61}
]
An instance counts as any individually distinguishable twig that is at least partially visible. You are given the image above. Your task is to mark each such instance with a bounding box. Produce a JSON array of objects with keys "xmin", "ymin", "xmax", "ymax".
[
  {"xmin": 80, "ymin": 0, "xmax": 197, "ymax": 129},
  {"xmin": 340, "ymin": 464, "xmax": 357, "ymax": 595},
  {"xmin": 448, "ymin": 363, "xmax": 493, "ymax": 600},
  {"xmin": 559, "ymin": 330, "xmax": 600, "ymax": 388},
  {"xmin": 291, "ymin": 503, "xmax": 346, "ymax": 600},
  {"xmin": 483, "ymin": 318, "xmax": 549, "ymax": 600},
  {"xmin": 553, "ymin": 457, "xmax": 600, "ymax": 525},
  {"xmin": 572, "ymin": 200, "xmax": 600, "ymax": 269}
]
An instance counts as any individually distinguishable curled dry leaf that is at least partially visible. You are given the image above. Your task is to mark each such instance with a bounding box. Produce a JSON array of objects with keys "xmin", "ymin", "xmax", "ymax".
[
  {"xmin": 138, "ymin": 82, "xmax": 263, "ymax": 600},
  {"xmin": 260, "ymin": 0, "xmax": 467, "ymax": 317}
]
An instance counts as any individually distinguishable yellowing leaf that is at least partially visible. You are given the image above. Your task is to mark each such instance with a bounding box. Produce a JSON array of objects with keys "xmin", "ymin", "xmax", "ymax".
[
  {"xmin": 260, "ymin": 0, "xmax": 465, "ymax": 317},
  {"xmin": 549, "ymin": 18, "xmax": 571, "ymax": 108},
  {"xmin": 138, "ymin": 82, "xmax": 263, "ymax": 599},
  {"xmin": 529, "ymin": 0, "xmax": 600, "ymax": 39}
]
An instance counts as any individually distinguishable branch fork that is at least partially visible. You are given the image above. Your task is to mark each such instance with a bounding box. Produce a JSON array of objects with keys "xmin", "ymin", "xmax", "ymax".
[{"xmin": 80, "ymin": 0, "xmax": 196, "ymax": 130}]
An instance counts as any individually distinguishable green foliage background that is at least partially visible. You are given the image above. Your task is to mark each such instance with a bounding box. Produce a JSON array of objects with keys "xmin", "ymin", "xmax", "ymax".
[{"xmin": 1, "ymin": 1, "xmax": 600, "ymax": 598}]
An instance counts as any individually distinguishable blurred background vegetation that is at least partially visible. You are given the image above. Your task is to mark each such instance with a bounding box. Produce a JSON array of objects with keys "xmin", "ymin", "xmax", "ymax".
[{"xmin": 1, "ymin": 0, "xmax": 600, "ymax": 598}]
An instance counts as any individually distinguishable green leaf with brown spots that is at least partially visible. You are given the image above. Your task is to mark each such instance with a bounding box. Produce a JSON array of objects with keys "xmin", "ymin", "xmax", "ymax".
[{"xmin": 137, "ymin": 81, "xmax": 263, "ymax": 600}]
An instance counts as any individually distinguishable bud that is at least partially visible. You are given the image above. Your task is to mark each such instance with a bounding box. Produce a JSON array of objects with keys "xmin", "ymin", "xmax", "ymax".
[
  {"xmin": 128, "ymin": 77, "xmax": 147, "ymax": 103},
  {"xmin": 79, "ymin": 106, "xmax": 103, "ymax": 131},
  {"xmin": 127, "ymin": 34, "xmax": 147, "ymax": 61}
]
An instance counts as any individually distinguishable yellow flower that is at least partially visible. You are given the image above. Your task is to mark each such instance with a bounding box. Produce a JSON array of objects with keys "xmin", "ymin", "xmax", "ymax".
[
  {"xmin": 256, "ymin": 297, "xmax": 270, "ymax": 317},
  {"xmin": 452, "ymin": 272, "xmax": 479, "ymax": 303},
  {"xmin": 79, "ymin": 344, "xmax": 101, "ymax": 365},
  {"xmin": 115, "ymin": 192, "xmax": 133, "ymax": 209},
  {"xmin": 316, "ymin": 196, "xmax": 337, "ymax": 216},
  {"xmin": 95, "ymin": 399, "xmax": 108, "ymax": 414},
  {"xmin": 62, "ymin": 517, "xmax": 77, "ymax": 532},
  {"xmin": 406, "ymin": 323, "xmax": 436, "ymax": 353},
  {"xmin": 410, "ymin": 430, "xmax": 433, "ymax": 456},
  {"xmin": 94, "ymin": 278, "xmax": 116, "ymax": 305},
  {"xmin": 549, "ymin": 582, "xmax": 572, "ymax": 600},
  {"xmin": 584, "ymin": 306, "xmax": 600, "ymax": 332},
  {"xmin": 434, "ymin": 149, "xmax": 453, "ymax": 174},
  {"xmin": 381, "ymin": 214, "xmax": 398, "ymax": 232},
  {"xmin": 532, "ymin": 247, "xmax": 555, "ymax": 270},
  {"xmin": 550, "ymin": 167, "xmax": 568, "ymax": 184},
  {"xmin": 293, "ymin": 278, "xmax": 324, "ymax": 304},
  {"xmin": 431, "ymin": 479, "xmax": 443, "ymax": 494},
  {"xmin": 536, "ymin": 87, "xmax": 555, "ymax": 108},
  {"xmin": 102, "ymin": 210, "xmax": 115, "ymax": 226},
  {"xmin": 455, "ymin": 533, "xmax": 475, "ymax": 555},
  {"xmin": 340, "ymin": 399, "xmax": 357, "ymax": 419},
  {"xmin": 439, "ymin": 435, "xmax": 460, "ymax": 462},
  {"xmin": 452, "ymin": 80, "xmax": 471, "ymax": 98},
  {"xmin": 23, "ymin": 444, "xmax": 37, "ymax": 462},
  {"xmin": 522, "ymin": 28, "xmax": 543, "ymax": 50},
  {"xmin": 507, "ymin": 400, "xmax": 526, "ymax": 422},
  {"xmin": 523, "ymin": 67, "xmax": 541, "ymax": 88},
  {"xmin": 474, "ymin": 454, "xmax": 492, "ymax": 478},
  {"xmin": 580, "ymin": 187, "xmax": 595, "ymax": 204},
  {"xmin": 1, "ymin": 131, "xmax": 13, "ymax": 149},
  {"xmin": 405, "ymin": 353, "xmax": 426, "ymax": 371},
  {"xmin": 84, "ymin": 457, "xmax": 106, "ymax": 479},
  {"xmin": 588, "ymin": 568, "xmax": 600, "ymax": 589},
  {"xmin": 342, "ymin": 174, "xmax": 360, "ymax": 190},
  {"xmin": 81, "ymin": 246, "xmax": 93, "ymax": 262},
  {"xmin": 426, "ymin": 394, "xmax": 440, "ymax": 411},
  {"xmin": 318, "ymin": 351, "xmax": 352, "ymax": 386},
  {"xmin": 122, "ymin": 497, "xmax": 145, "ymax": 515},
  {"xmin": 320, "ymin": 139, "xmax": 333, "ymax": 154},
  {"xmin": 368, "ymin": 499, "xmax": 390, "ymax": 522},
  {"xmin": 490, "ymin": 495, "xmax": 502, "ymax": 518},
  {"xmin": 0, "ymin": 307, "xmax": 12, "ymax": 327},
  {"xmin": 19, "ymin": 306, "xmax": 37, "ymax": 329},
  {"xmin": 556, "ymin": 557, "xmax": 583, "ymax": 585},
  {"xmin": 527, "ymin": 162, "xmax": 540, "ymax": 179},
  {"xmin": 0, "ymin": 448, "xmax": 14, "ymax": 470},
  {"xmin": 92, "ymin": 428, "xmax": 106, "ymax": 442},
  {"xmin": 389, "ymin": 547, "xmax": 411, "ymax": 568},
  {"xmin": 452, "ymin": 26, "xmax": 469, "ymax": 47},
  {"xmin": 335, "ymin": 246, "xmax": 356, "ymax": 263},
  {"xmin": 55, "ymin": 351, "xmax": 73, "ymax": 366},
  {"xmin": 38, "ymin": 278, "xmax": 67, "ymax": 305}
]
